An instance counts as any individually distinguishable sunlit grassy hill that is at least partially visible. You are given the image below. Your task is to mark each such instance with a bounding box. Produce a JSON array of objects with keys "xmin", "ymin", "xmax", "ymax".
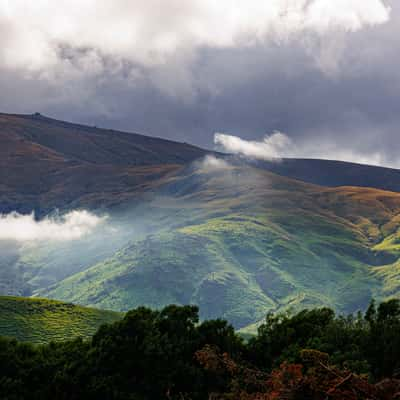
[
  {"xmin": 0, "ymin": 296, "xmax": 122, "ymax": 344},
  {"xmin": 39, "ymin": 165, "xmax": 400, "ymax": 329}
]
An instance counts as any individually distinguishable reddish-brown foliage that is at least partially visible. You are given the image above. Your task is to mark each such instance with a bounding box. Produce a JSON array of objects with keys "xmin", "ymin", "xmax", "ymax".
[{"xmin": 195, "ymin": 345, "xmax": 400, "ymax": 400}]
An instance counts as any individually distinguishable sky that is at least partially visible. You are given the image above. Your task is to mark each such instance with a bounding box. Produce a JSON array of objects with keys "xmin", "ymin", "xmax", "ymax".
[{"xmin": 0, "ymin": 0, "xmax": 399, "ymax": 167}]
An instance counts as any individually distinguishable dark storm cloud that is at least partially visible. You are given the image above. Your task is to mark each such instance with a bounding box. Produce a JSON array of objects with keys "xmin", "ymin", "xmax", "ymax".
[{"xmin": 0, "ymin": 0, "xmax": 398, "ymax": 167}]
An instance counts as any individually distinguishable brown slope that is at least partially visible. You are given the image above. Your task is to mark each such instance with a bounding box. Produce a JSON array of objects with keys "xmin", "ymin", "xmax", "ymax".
[
  {"xmin": 0, "ymin": 112, "xmax": 207, "ymax": 214},
  {"xmin": 0, "ymin": 112, "xmax": 206, "ymax": 165}
]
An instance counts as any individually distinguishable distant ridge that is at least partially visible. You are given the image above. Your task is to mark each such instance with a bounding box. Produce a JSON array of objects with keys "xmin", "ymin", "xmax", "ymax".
[{"xmin": 236, "ymin": 157, "xmax": 400, "ymax": 193}]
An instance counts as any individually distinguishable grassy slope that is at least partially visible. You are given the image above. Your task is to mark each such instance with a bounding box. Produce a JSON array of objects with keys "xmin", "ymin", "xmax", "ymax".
[
  {"xmin": 0, "ymin": 296, "xmax": 122, "ymax": 344},
  {"xmin": 39, "ymin": 165, "xmax": 400, "ymax": 329}
]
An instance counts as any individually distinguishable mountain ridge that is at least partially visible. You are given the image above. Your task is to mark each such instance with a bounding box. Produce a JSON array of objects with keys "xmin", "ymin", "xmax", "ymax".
[
  {"xmin": 232, "ymin": 156, "xmax": 400, "ymax": 193},
  {"xmin": 0, "ymin": 112, "xmax": 208, "ymax": 215},
  {"xmin": 2, "ymin": 112, "xmax": 400, "ymax": 217}
]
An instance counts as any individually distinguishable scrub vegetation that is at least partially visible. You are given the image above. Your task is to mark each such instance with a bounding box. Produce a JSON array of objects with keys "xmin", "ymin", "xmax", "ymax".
[{"xmin": 1, "ymin": 299, "xmax": 400, "ymax": 399}]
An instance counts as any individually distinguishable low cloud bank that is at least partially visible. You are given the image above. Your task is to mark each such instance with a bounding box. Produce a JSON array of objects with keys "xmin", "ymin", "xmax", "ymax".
[
  {"xmin": 214, "ymin": 131, "xmax": 292, "ymax": 161},
  {"xmin": 0, "ymin": 210, "xmax": 107, "ymax": 242},
  {"xmin": 214, "ymin": 131, "xmax": 389, "ymax": 167}
]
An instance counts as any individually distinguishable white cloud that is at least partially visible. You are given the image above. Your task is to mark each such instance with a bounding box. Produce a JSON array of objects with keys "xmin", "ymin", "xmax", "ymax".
[
  {"xmin": 0, "ymin": 210, "xmax": 107, "ymax": 242},
  {"xmin": 0, "ymin": 0, "xmax": 390, "ymax": 76},
  {"xmin": 197, "ymin": 155, "xmax": 231, "ymax": 171},
  {"xmin": 213, "ymin": 131, "xmax": 392, "ymax": 167},
  {"xmin": 305, "ymin": 0, "xmax": 390, "ymax": 33},
  {"xmin": 214, "ymin": 131, "xmax": 292, "ymax": 160}
]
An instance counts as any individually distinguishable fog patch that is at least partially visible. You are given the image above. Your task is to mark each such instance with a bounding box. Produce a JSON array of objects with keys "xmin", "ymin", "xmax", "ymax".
[
  {"xmin": 213, "ymin": 131, "xmax": 393, "ymax": 167},
  {"xmin": 196, "ymin": 155, "xmax": 232, "ymax": 172},
  {"xmin": 0, "ymin": 210, "xmax": 108, "ymax": 242},
  {"xmin": 214, "ymin": 131, "xmax": 292, "ymax": 161}
]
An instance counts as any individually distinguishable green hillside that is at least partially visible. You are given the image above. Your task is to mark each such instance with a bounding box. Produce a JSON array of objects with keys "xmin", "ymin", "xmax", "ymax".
[
  {"xmin": 38, "ymin": 164, "xmax": 400, "ymax": 329},
  {"xmin": 0, "ymin": 296, "xmax": 122, "ymax": 343}
]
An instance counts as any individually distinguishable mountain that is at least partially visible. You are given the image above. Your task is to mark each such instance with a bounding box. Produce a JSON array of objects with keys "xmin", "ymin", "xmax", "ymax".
[
  {"xmin": 37, "ymin": 164, "xmax": 400, "ymax": 329},
  {"xmin": 0, "ymin": 296, "xmax": 121, "ymax": 343},
  {"xmin": 1, "ymin": 113, "xmax": 400, "ymax": 331},
  {"xmin": 249, "ymin": 157, "xmax": 400, "ymax": 192},
  {"xmin": 0, "ymin": 112, "xmax": 206, "ymax": 215}
]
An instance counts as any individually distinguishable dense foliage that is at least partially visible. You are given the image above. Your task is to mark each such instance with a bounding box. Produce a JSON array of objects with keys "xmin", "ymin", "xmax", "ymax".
[{"xmin": 1, "ymin": 300, "xmax": 400, "ymax": 399}]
